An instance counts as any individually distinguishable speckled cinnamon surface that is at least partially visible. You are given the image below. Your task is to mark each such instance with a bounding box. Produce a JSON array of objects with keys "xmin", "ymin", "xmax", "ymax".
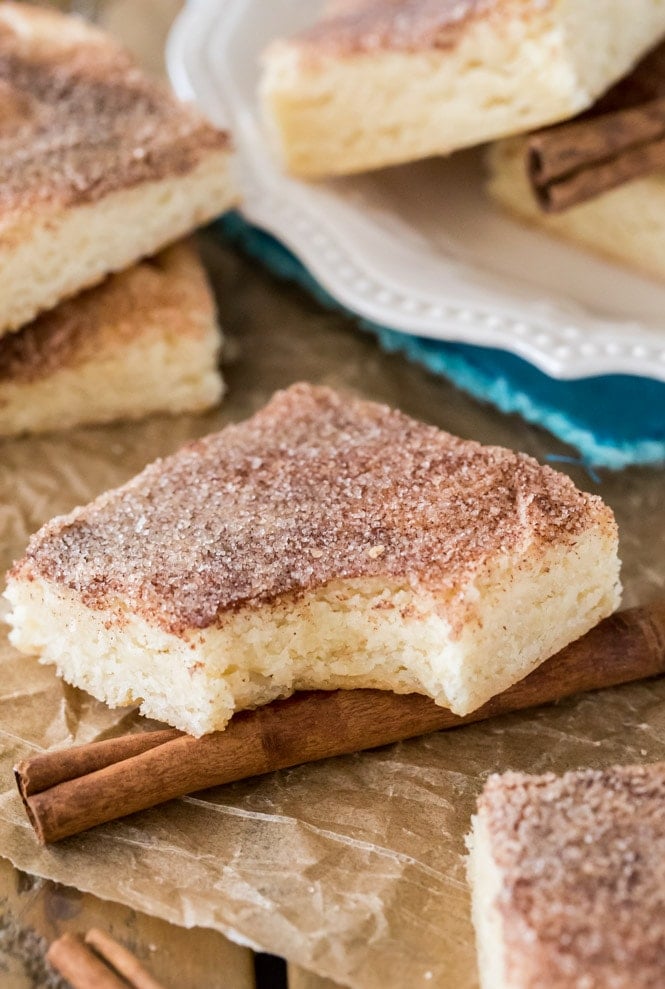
[
  {"xmin": 288, "ymin": 0, "xmax": 528, "ymax": 57},
  {"xmin": 0, "ymin": 3, "xmax": 228, "ymax": 224},
  {"xmin": 11, "ymin": 384, "xmax": 614, "ymax": 635},
  {"xmin": 477, "ymin": 764, "xmax": 665, "ymax": 989},
  {"xmin": 0, "ymin": 242, "xmax": 213, "ymax": 384}
]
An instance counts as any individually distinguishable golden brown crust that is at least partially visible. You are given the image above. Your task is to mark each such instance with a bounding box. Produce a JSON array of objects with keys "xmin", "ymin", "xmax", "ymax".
[
  {"xmin": 477, "ymin": 765, "xmax": 665, "ymax": 989},
  {"xmin": 0, "ymin": 2, "xmax": 229, "ymax": 236},
  {"xmin": 284, "ymin": 0, "xmax": 537, "ymax": 57},
  {"xmin": 11, "ymin": 384, "xmax": 614, "ymax": 635},
  {"xmin": 0, "ymin": 242, "xmax": 214, "ymax": 385}
]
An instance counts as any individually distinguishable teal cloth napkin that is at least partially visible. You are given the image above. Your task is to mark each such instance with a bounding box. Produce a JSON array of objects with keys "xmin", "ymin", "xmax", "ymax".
[{"xmin": 218, "ymin": 213, "xmax": 665, "ymax": 470}]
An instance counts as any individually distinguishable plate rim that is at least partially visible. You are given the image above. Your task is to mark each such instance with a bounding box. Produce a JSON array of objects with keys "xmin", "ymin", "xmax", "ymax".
[{"xmin": 167, "ymin": 0, "xmax": 665, "ymax": 384}]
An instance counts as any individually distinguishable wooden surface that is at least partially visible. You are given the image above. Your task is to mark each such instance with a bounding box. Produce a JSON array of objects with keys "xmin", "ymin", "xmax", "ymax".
[
  {"xmin": 0, "ymin": 856, "xmax": 255, "ymax": 988},
  {"xmin": 288, "ymin": 965, "xmax": 343, "ymax": 989}
]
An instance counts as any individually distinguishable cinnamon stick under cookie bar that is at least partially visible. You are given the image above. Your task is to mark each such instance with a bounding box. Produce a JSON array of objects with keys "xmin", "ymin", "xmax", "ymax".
[
  {"xmin": 525, "ymin": 39, "xmax": 665, "ymax": 212},
  {"xmin": 16, "ymin": 601, "xmax": 665, "ymax": 845},
  {"xmin": 47, "ymin": 929, "xmax": 166, "ymax": 989}
]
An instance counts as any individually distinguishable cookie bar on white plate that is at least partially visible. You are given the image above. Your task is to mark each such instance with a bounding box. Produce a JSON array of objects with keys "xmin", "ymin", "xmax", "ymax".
[{"xmin": 260, "ymin": 0, "xmax": 665, "ymax": 177}]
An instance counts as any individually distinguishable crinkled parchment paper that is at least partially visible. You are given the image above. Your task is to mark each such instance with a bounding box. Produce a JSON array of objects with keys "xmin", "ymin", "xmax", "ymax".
[{"xmin": 1, "ymin": 236, "xmax": 664, "ymax": 989}]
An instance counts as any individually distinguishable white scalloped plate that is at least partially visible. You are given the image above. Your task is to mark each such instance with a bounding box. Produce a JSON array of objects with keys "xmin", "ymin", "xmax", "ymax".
[{"xmin": 168, "ymin": 0, "xmax": 665, "ymax": 382}]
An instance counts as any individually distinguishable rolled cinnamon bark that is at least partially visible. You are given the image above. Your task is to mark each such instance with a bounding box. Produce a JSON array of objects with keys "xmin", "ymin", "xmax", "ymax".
[
  {"xmin": 46, "ymin": 930, "xmax": 166, "ymax": 989},
  {"xmin": 16, "ymin": 601, "xmax": 665, "ymax": 844},
  {"xmin": 17, "ymin": 729, "xmax": 181, "ymax": 799},
  {"xmin": 532, "ymin": 137, "xmax": 665, "ymax": 213},
  {"xmin": 85, "ymin": 929, "xmax": 166, "ymax": 989},
  {"xmin": 529, "ymin": 97, "xmax": 665, "ymax": 181},
  {"xmin": 46, "ymin": 932, "xmax": 130, "ymax": 989},
  {"xmin": 526, "ymin": 97, "xmax": 665, "ymax": 212}
]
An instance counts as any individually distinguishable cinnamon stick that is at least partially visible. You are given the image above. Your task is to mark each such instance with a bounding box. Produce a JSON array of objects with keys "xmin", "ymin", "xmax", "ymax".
[
  {"xmin": 526, "ymin": 97, "xmax": 665, "ymax": 212},
  {"xmin": 85, "ymin": 929, "xmax": 166, "ymax": 989},
  {"xmin": 47, "ymin": 930, "xmax": 166, "ymax": 989},
  {"xmin": 16, "ymin": 600, "xmax": 665, "ymax": 845}
]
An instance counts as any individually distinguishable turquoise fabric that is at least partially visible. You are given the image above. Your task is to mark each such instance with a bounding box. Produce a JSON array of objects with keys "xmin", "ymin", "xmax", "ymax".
[{"xmin": 217, "ymin": 213, "xmax": 665, "ymax": 469}]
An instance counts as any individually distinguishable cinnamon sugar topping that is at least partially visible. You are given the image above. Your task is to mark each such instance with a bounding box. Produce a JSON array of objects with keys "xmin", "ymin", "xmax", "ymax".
[
  {"xmin": 0, "ymin": 4, "xmax": 228, "ymax": 222},
  {"xmin": 291, "ymin": 0, "xmax": 514, "ymax": 57},
  {"xmin": 14, "ymin": 384, "xmax": 612, "ymax": 634},
  {"xmin": 478, "ymin": 765, "xmax": 665, "ymax": 988},
  {"xmin": 0, "ymin": 244, "xmax": 212, "ymax": 384}
]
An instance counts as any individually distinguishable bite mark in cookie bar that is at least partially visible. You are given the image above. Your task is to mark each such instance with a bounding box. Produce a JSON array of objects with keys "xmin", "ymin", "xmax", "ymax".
[
  {"xmin": 468, "ymin": 764, "xmax": 665, "ymax": 989},
  {"xmin": 4, "ymin": 384, "xmax": 619, "ymax": 735}
]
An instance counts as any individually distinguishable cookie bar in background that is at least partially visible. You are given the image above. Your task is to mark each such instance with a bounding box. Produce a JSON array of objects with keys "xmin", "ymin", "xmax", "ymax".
[
  {"xmin": 0, "ymin": 2, "xmax": 236, "ymax": 336},
  {"xmin": 468, "ymin": 764, "xmax": 665, "ymax": 988},
  {"xmin": 260, "ymin": 0, "xmax": 665, "ymax": 177},
  {"xmin": 488, "ymin": 39, "xmax": 665, "ymax": 280},
  {"xmin": 0, "ymin": 241, "xmax": 223, "ymax": 436}
]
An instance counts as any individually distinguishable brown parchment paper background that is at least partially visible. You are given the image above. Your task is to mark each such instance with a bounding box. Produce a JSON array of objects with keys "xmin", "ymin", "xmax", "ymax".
[{"xmin": 1, "ymin": 234, "xmax": 664, "ymax": 989}]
